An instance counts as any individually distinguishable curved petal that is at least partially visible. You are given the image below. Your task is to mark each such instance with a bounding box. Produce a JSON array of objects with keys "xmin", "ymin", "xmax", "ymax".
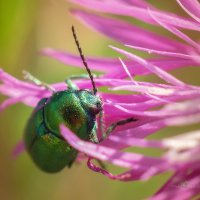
[
  {"xmin": 125, "ymin": 44, "xmax": 198, "ymax": 60},
  {"xmin": 42, "ymin": 49, "xmax": 199, "ymax": 79},
  {"xmin": 177, "ymin": 0, "xmax": 200, "ymax": 23},
  {"xmin": 122, "ymin": 0, "xmax": 153, "ymax": 8},
  {"xmin": 12, "ymin": 141, "xmax": 25, "ymax": 158},
  {"xmin": 70, "ymin": 0, "xmax": 200, "ymax": 31},
  {"xmin": 42, "ymin": 48, "xmax": 116, "ymax": 73},
  {"xmin": 109, "ymin": 46, "xmax": 186, "ymax": 86},
  {"xmin": 60, "ymin": 125, "xmax": 167, "ymax": 169},
  {"xmin": 72, "ymin": 10, "xmax": 188, "ymax": 52},
  {"xmin": 148, "ymin": 9, "xmax": 200, "ymax": 51}
]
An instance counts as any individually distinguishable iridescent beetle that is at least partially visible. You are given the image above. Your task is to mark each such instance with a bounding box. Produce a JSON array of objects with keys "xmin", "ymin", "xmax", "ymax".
[{"xmin": 24, "ymin": 26, "xmax": 137, "ymax": 173}]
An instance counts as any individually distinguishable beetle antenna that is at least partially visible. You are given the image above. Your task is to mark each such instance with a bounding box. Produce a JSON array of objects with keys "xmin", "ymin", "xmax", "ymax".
[{"xmin": 71, "ymin": 25, "xmax": 97, "ymax": 95}]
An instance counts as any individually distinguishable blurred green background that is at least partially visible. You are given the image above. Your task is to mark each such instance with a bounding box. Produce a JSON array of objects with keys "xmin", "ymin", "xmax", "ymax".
[{"xmin": 0, "ymin": 1, "xmax": 200, "ymax": 200}]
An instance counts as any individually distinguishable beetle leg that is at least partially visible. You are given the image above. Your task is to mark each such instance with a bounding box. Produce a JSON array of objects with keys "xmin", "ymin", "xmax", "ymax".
[
  {"xmin": 89, "ymin": 121, "xmax": 107, "ymax": 170},
  {"xmin": 65, "ymin": 78, "xmax": 79, "ymax": 90},
  {"xmin": 96, "ymin": 159, "xmax": 107, "ymax": 170},
  {"xmin": 99, "ymin": 117, "xmax": 138, "ymax": 142},
  {"xmin": 23, "ymin": 70, "xmax": 55, "ymax": 92},
  {"xmin": 98, "ymin": 110, "xmax": 105, "ymax": 140},
  {"xmin": 65, "ymin": 74, "xmax": 98, "ymax": 90},
  {"xmin": 89, "ymin": 129, "xmax": 99, "ymax": 144}
]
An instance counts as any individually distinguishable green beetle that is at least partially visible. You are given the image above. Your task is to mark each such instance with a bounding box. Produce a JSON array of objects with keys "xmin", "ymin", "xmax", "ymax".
[
  {"xmin": 24, "ymin": 89, "xmax": 102, "ymax": 172},
  {"xmin": 24, "ymin": 26, "xmax": 103, "ymax": 172},
  {"xmin": 24, "ymin": 26, "xmax": 137, "ymax": 173}
]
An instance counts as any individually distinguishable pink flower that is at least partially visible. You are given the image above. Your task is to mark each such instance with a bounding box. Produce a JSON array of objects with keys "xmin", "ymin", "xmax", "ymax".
[{"xmin": 1, "ymin": 1, "xmax": 200, "ymax": 199}]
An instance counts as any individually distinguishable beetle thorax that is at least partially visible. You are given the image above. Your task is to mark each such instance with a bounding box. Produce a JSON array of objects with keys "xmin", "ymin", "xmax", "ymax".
[{"xmin": 43, "ymin": 90, "xmax": 102, "ymax": 140}]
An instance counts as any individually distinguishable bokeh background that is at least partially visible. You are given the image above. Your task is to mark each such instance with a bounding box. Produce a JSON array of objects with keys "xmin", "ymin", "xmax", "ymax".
[{"xmin": 0, "ymin": 1, "xmax": 200, "ymax": 200}]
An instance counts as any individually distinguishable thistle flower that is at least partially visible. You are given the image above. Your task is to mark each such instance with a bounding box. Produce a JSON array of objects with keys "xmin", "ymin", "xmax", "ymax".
[{"xmin": 1, "ymin": 1, "xmax": 200, "ymax": 200}]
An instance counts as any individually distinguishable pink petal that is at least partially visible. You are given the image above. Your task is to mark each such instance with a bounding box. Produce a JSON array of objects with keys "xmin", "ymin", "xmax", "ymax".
[
  {"xmin": 0, "ymin": 69, "xmax": 174, "ymax": 109},
  {"xmin": 42, "ymin": 49, "xmax": 198, "ymax": 78},
  {"xmin": 109, "ymin": 46, "xmax": 186, "ymax": 87},
  {"xmin": 148, "ymin": 9, "xmax": 200, "ymax": 51},
  {"xmin": 60, "ymin": 125, "xmax": 167, "ymax": 169},
  {"xmin": 123, "ymin": 0, "xmax": 153, "ymax": 8},
  {"xmin": 12, "ymin": 141, "xmax": 25, "ymax": 158},
  {"xmin": 113, "ymin": 122, "xmax": 165, "ymax": 139},
  {"xmin": 103, "ymin": 98, "xmax": 200, "ymax": 122},
  {"xmin": 0, "ymin": 97, "xmax": 27, "ymax": 112},
  {"xmin": 177, "ymin": 0, "xmax": 200, "ymax": 23},
  {"xmin": 0, "ymin": 69, "xmax": 39, "ymax": 91},
  {"xmin": 164, "ymin": 113, "xmax": 200, "ymax": 126},
  {"xmin": 152, "ymin": 169, "xmax": 200, "ymax": 200},
  {"xmin": 101, "ymin": 93, "xmax": 150, "ymax": 103},
  {"xmin": 104, "ymin": 58, "xmax": 199, "ymax": 78},
  {"xmin": 0, "ymin": 69, "xmax": 45, "ymax": 98},
  {"xmin": 125, "ymin": 44, "xmax": 199, "ymax": 60},
  {"xmin": 70, "ymin": 0, "xmax": 200, "ymax": 31},
  {"xmin": 42, "ymin": 48, "xmax": 116, "ymax": 73},
  {"xmin": 72, "ymin": 10, "xmax": 188, "ymax": 52},
  {"xmin": 0, "ymin": 69, "xmax": 54, "ymax": 107},
  {"xmin": 103, "ymin": 135, "xmax": 163, "ymax": 149},
  {"xmin": 63, "ymin": 78, "xmax": 173, "ymax": 91}
]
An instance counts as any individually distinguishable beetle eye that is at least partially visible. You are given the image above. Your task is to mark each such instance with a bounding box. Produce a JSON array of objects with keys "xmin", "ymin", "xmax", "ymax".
[{"xmin": 96, "ymin": 100, "xmax": 102, "ymax": 109}]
